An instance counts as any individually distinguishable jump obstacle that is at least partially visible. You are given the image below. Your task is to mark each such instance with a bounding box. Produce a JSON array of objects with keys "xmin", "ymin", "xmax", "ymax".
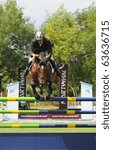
[
  {"xmin": 0, "ymin": 97, "xmax": 96, "ymax": 128},
  {"xmin": 0, "ymin": 110, "xmax": 96, "ymax": 114},
  {"xmin": 0, "ymin": 97, "xmax": 96, "ymax": 102},
  {"xmin": 0, "ymin": 123, "xmax": 96, "ymax": 128}
]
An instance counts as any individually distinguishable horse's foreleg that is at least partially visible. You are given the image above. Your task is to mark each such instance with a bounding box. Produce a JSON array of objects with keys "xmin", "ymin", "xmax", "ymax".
[
  {"xmin": 30, "ymin": 81, "xmax": 40, "ymax": 100},
  {"xmin": 46, "ymin": 81, "xmax": 52, "ymax": 100},
  {"xmin": 40, "ymin": 86, "xmax": 43, "ymax": 95}
]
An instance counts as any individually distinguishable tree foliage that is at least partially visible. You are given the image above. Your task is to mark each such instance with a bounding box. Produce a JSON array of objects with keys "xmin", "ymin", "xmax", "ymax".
[{"xmin": 0, "ymin": 0, "xmax": 35, "ymax": 82}]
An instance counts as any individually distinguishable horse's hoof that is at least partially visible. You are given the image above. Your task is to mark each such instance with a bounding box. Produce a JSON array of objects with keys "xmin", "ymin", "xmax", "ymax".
[
  {"xmin": 34, "ymin": 94, "xmax": 40, "ymax": 100},
  {"xmin": 46, "ymin": 95, "xmax": 50, "ymax": 100}
]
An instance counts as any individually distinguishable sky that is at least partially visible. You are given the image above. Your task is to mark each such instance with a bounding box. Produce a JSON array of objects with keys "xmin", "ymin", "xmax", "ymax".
[{"xmin": 0, "ymin": 0, "xmax": 96, "ymax": 28}]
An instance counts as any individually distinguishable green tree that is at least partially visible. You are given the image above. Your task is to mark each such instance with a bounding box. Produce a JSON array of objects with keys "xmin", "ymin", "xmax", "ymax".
[
  {"xmin": 0, "ymin": 0, "xmax": 35, "ymax": 82},
  {"xmin": 71, "ymin": 5, "xmax": 96, "ymax": 95}
]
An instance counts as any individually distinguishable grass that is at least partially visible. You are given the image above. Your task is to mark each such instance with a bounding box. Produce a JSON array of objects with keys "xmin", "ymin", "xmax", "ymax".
[{"xmin": 0, "ymin": 128, "xmax": 96, "ymax": 133}]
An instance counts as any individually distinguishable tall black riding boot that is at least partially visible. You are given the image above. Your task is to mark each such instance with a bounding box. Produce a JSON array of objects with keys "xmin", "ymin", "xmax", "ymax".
[
  {"xmin": 24, "ymin": 61, "xmax": 32, "ymax": 76},
  {"xmin": 49, "ymin": 59, "xmax": 61, "ymax": 78}
]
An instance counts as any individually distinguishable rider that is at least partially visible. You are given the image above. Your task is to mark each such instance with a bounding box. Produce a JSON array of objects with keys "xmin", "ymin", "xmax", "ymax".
[{"xmin": 25, "ymin": 31, "xmax": 61, "ymax": 77}]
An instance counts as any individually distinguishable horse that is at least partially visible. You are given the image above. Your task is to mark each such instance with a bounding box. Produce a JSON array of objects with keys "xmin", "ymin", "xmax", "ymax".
[{"xmin": 28, "ymin": 52, "xmax": 58, "ymax": 100}]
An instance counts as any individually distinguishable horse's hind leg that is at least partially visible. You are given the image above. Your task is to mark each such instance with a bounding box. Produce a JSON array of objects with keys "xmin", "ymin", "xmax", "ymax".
[
  {"xmin": 30, "ymin": 81, "xmax": 40, "ymax": 100},
  {"xmin": 46, "ymin": 81, "xmax": 52, "ymax": 100}
]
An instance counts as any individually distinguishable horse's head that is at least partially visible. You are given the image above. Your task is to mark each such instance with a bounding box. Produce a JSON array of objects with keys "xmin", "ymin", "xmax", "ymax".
[{"xmin": 34, "ymin": 52, "xmax": 51, "ymax": 86}]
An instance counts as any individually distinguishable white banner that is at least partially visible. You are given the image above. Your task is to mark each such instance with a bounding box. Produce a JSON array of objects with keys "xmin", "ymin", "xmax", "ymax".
[
  {"xmin": 7, "ymin": 82, "xmax": 19, "ymax": 119},
  {"xmin": 80, "ymin": 81, "xmax": 93, "ymax": 120}
]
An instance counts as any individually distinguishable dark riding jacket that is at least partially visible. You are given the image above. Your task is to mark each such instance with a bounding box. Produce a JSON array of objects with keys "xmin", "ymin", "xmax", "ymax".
[{"xmin": 31, "ymin": 38, "xmax": 52, "ymax": 54}]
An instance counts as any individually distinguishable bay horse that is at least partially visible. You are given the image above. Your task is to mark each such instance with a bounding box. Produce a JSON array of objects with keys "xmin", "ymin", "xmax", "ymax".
[{"xmin": 28, "ymin": 52, "xmax": 58, "ymax": 100}]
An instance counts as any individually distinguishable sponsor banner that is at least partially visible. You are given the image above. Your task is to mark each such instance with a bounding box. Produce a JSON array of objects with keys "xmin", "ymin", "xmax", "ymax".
[
  {"xmin": 19, "ymin": 114, "xmax": 50, "ymax": 119},
  {"xmin": 18, "ymin": 66, "xmax": 26, "ymax": 97},
  {"xmin": 51, "ymin": 114, "xmax": 81, "ymax": 119},
  {"xmin": 18, "ymin": 66, "xmax": 28, "ymax": 114},
  {"xmin": 19, "ymin": 114, "xmax": 81, "ymax": 119},
  {"xmin": 59, "ymin": 64, "xmax": 68, "ymax": 109}
]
